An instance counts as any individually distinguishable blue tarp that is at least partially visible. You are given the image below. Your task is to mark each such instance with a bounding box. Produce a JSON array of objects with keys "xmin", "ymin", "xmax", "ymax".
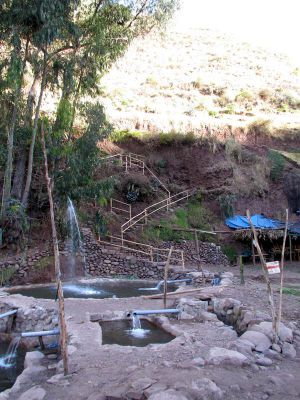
[
  {"xmin": 289, "ymin": 222, "xmax": 300, "ymax": 235},
  {"xmin": 225, "ymin": 214, "xmax": 284, "ymax": 230}
]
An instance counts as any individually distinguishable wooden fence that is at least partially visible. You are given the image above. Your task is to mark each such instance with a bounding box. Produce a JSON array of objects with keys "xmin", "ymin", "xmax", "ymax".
[{"xmin": 98, "ymin": 234, "xmax": 185, "ymax": 268}]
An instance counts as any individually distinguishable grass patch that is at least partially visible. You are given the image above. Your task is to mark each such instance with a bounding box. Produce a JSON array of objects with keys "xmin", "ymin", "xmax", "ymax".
[
  {"xmin": 142, "ymin": 200, "xmax": 215, "ymax": 243},
  {"xmin": 158, "ymin": 131, "xmax": 196, "ymax": 146},
  {"xmin": 222, "ymin": 245, "xmax": 237, "ymax": 263},
  {"xmin": 282, "ymin": 287, "xmax": 300, "ymax": 297},
  {"xmin": 268, "ymin": 150, "xmax": 285, "ymax": 182},
  {"xmin": 108, "ymin": 130, "xmax": 144, "ymax": 143},
  {"xmin": 34, "ymin": 256, "xmax": 55, "ymax": 271},
  {"xmin": 0, "ymin": 266, "xmax": 16, "ymax": 286},
  {"xmin": 275, "ymin": 150, "xmax": 300, "ymax": 166}
]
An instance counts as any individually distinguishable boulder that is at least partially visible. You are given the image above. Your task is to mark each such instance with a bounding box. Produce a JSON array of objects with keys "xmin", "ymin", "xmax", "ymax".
[
  {"xmin": 229, "ymin": 339, "xmax": 254, "ymax": 356},
  {"xmin": 240, "ymin": 331, "xmax": 271, "ymax": 352},
  {"xmin": 191, "ymin": 378, "xmax": 223, "ymax": 399},
  {"xmin": 206, "ymin": 347, "xmax": 249, "ymax": 366},
  {"xmin": 18, "ymin": 386, "xmax": 46, "ymax": 400},
  {"xmin": 256, "ymin": 356, "xmax": 273, "ymax": 366},
  {"xmin": 282, "ymin": 343, "xmax": 297, "ymax": 359},
  {"xmin": 148, "ymin": 389, "xmax": 188, "ymax": 400},
  {"xmin": 24, "ymin": 351, "xmax": 45, "ymax": 368},
  {"xmin": 249, "ymin": 321, "xmax": 293, "ymax": 343}
]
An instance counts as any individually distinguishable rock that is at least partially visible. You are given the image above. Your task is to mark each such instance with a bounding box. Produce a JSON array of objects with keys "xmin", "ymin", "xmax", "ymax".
[
  {"xmin": 144, "ymin": 384, "xmax": 168, "ymax": 398},
  {"xmin": 229, "ymin": 339, "xmax": 254, "ymax": 356},
  {"xmin": 240, "ymin": 331, "xmax": 271, "ymax": 352},
  {"xmin": 47, "ymin": 373, "xmax": 65, "ymax": 384},
  {"xmin": 179, "ymin": 357, "xmax": 205, "ymax": 368},
  {"xmin": 18, "ymin": 386, "xmax": 46, "ymax": 400},
  {"xmin": 249, "ymin": 321, "xmax": 293, "ymax": 343},
  {"xmin": 271, "ymin": 343, "xmax": 281, "ymax": 353},
  {"xmin": 24, "ymin": 351, "xmax": 45, "ymax": 369},
  {"xmin": 177, "ymin": 298, "xmax": 208, "ymax": 318},
  {"xmin": 148, "ymin": 389, "xmax": 188, "ymax": 400},
  {"xmin": 256, "ymin": 357, "xmax": 273, "ymax": 366},
  {"xmin": 220, "ymin": 278, "xmax": 232, "ymax": 286},
  {"xmin": 199, "ymin": 311, "xmax": 218, "ymax": 322},
  {"xmin": 282, "ymin": 343, "xmax": 296, "ymax": 358},
  {"xmin": 206, "ymin": 347, "xmax": 249, "ymax": 366},
  {"xmin": 131, "ymin": 377, "xmax": 157, "ymax": 391},
  {"xmin": 191, "ymin": 378, "xmax": 223, "ymax": 399}
]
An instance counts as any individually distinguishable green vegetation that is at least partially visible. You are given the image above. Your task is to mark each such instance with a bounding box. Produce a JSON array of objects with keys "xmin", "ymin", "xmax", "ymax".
[
  {"xmin": 276, "ymin": 150, "xmax": 300, "ymax": 166},
  {"xmin": 268, "ymin": 150, "xmax": 285, "ymax": 182},
  {"xmin": 235, "ymin": 89, "xmax": 254, "ymax": 103},
  {"xmin": 0, "ymin": 266, "xmax": 16, "ymax": 286},
  {"xmin": 247, "ymin": 119, "xmax": 273, "ymax": 137},
  {"xmin": 218, "ymin": 194, "xmax": 236, "ymax": 218},
  {"xmin": 158, "ymin": 131, "xmax": 196, "ymax": 146},
  {"xmin": 34, "ymin": 256, "xmax": 54, "ymax": 271},
  {"xmin": 142, "ymin": 199, "xmax": 215, "ymax": 243},
  {"xmin": 221, "ymin": 245, "xmax": 237, "ymax": 264},
  {"xmin": 282, "ymin": 287, "xmax": 300, "ymax": 297},
  {"xmin": 108, "ymin": 129, "xmax": 145, "ymax": 143}
]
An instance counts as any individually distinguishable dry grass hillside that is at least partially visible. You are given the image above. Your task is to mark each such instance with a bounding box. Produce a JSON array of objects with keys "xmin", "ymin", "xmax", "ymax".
[{"xmin": 98, "ymin": 25, "xmax": 300, "ymax": 133}]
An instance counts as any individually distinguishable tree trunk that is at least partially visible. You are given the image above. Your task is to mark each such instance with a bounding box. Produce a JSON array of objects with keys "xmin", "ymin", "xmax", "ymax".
[
  {"xmin": 22, "ymin": 50, "xmax": 47, "ymax": 208},
  {"xmin": 1, "ymin": 38, "xmax": 29, "ymax": 217},
  {"xmin": 70, "ymin": 67, "xmax": 83, "ymax": 132},
  {"xmin": 41, "ymin": 124, "xmax": 69, "ymax": 375},
  {"xmin": 12, "ymin": 74, "xmax": 41, "ymax": 200}
]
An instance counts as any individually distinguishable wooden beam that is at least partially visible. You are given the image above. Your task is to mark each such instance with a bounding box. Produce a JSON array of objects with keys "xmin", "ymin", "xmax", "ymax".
[
  {"xmin": 41, "ymin": 125, "xmax": 69, "ymax": 375},
  {"xmin": 163, "ymin": 247, "xmax": 173, "ymax": 309}
]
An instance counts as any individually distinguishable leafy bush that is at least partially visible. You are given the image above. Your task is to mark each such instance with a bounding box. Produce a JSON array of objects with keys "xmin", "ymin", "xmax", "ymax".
[
  {"xmin": 225, "ymin": 138, "xmax": 242, "ymax": 163},
  {"xmin": 247, "ymin": 119, "xmax": 272, "ymax": 137},
  {"xmin": 0, "ymin": 266, "xmax": 16, "ymax": 286},
  {"xmin": 258, "ymin": 88, "xmax": 272, "ymax": 101},
  {"xmin": 268, "ymin": 150, "xmax": 285, "ymax": 182},
  {"xmin": 222, "ymin": 245, "xmax": 237, "ymax": 264},
  {"xmin": 158, "ymin": 131, "xmax": 196, "ymax": 146},
  {"xmin": 218, "ymin": 194, "xmax": 236, "ymax": 218},
  {"xmin": 121, "ymin": 173, "xmax": 153, "ymax": 203},
  {"xmin": 235, "ymin": 89, "xmax": 254, "ymax": 103}
]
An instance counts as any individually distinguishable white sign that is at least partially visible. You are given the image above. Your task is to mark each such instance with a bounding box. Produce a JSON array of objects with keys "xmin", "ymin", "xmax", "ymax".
[{"xmin": 266, "ymin": 261, "xmax": 280, "ymax": 275}]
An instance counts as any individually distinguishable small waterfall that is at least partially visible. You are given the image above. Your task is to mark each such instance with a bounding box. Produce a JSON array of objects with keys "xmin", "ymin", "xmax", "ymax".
[
  {"xmin": 132, "ymin": 314, "xmax": 141, "ymax": 330},
  {"xmin": 0, "ymin": 337, "xmax": 21, "ymax": 368},
  {"xmin": 66, "ymin": 197, "xmax": 86, "ymax": 277}
]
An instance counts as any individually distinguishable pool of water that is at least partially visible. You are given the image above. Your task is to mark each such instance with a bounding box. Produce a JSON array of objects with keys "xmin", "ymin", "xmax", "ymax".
[
  {"xmin": 7, "ymin": 280, "xmax": 177, "ymax": 299},
  {"xmin": 100, "ymin": 319, "xmax": 175, "ymax": 346},
  {"xmin": 0, "ymin": 342, "xmax": 25, "ymax": 392}
]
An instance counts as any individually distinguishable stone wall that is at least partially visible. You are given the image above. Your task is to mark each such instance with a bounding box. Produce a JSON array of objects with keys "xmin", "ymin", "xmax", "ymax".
[{"xmin": 0, "ymin": 228, "xmax": 229, "ymax": 284}]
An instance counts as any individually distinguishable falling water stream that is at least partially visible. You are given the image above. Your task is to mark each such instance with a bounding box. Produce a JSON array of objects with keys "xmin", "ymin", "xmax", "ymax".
[
  {"xmin": 0, "ymin": 337, "xmax": 21, "ymax": 368},
  {"xmin": 66, "ymin": 197, "xmax": 86, "ymax": 278}
]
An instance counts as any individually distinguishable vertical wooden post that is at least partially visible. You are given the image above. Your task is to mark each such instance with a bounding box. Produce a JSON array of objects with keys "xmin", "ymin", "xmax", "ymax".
[
  {"xmin": 163, "ymin": 246, "xmax": 173, "ymax": 309},
  {"xmin": 181, "ymin": 251, "xmax": 185, "ymax": 270},
  {"xmin": 125, "ymin": 156, "xmax": 128, "ymax": 173},
  {"xmin": 251, "ymin": 236, "xmax": 255, "ymax": 266},
  {"xmin": 41, "ymin": 125, "xmax": 68, "ymax": 375},
  {"xmin": 144, "ymin": 210, "xmax": 148, "ymax": 224},
  {"xmin": 239, "ymin": 255, "xmax": 245, "ymax": 285},
  {"xmin": 276, "ymin": 209, "xmax": 289, "ymax": 336},
  {"xmin": 129, "ymin": 204, "xmax": 132, "ymax": 221},
  {"xmin": 194, "ymin": 230, "xmax": 204, "ymax": 277},
  {"xmin": 110, "ymin": 198, "xmax": 113, "ymax": 213},
  {"xmin": 142, "ymin": 161, "xmax": 145, "ymax": 175},
  {"xmin": 150, "ymin": 247, "xmax": 153, "ymax": 262},
  {"xmin": 289, "ymin": 234, "xmax": 292, "ymax": 262},
  {"xmin": 246, "ymin": 210, "xmax": 277, "ymax": 340}
]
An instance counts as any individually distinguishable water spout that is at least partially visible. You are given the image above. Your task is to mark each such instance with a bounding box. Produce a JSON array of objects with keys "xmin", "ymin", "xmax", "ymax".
[
  {"xmin": 128, "ymin": 309, "xmax": 180, "ymax": 317},
  {"xmin": 66, "ymin": 197, "xmax": 86, "ymax": 277},
  {"xmin": 0, "ymin": 337, "xmax": 21, "ymax": 368},
  {"xmin": 132, "ymin": 314, "xmax": 141, "ymax": 330}
]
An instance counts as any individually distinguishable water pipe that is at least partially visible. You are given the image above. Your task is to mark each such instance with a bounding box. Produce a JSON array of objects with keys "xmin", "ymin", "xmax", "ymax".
[
  {"xmin": 128, "ymin": 309, "xmax": 180, "ymax": 317},
  {"xmin": 0, "ymin": 309, "xmax": 18, "ymax": 319},
  {"xmin": 156, "ymin": 278, "xmax": 192, "ymax": 290},
  {"xmin": 21, "ymin": 328, "xmax": 60, "ymax": 338}
]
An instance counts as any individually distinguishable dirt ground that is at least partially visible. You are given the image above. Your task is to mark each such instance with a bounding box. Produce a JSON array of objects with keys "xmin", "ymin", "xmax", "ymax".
[{"xmin": 1, "ymin": 263, "xmax": 300, "ymax": 400}]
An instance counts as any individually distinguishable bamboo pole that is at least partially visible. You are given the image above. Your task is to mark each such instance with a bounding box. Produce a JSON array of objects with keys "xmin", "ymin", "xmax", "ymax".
[
  {"xmin": 276, "ymin": 209, "xmax": 289, "ymax": 336},
  {"xmin": 194, "ymin": 230, "xmax": 205, "ymax": 278},
  {"xmin": 163, "ymin": 246, "xmax": 173, "ymax": 309},
  {"xmin": 289, "ymin": 234, "xmax": 292, "ymax": 262},
  {"xmin": 41, "ymin": 125, "xmax": 69, "ymax": 375},
  {"xmin": 246, "ymin": 210, "xmax": 277, "ymax": 340}
]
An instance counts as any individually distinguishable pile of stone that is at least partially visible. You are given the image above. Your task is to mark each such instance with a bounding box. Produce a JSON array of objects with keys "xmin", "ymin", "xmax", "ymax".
[{"xmin": 163, "ymin": 240, "xmax": 229, "ymax": 266}]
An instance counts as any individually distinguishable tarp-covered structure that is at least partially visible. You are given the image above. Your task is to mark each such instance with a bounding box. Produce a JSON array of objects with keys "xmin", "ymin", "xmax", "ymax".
[
  {"xmin": 225, "ymin": 214, "xmax": 284, "ymax": 230},
  {"xmin": 289, "ymin": 222, "xmax": 300, "ymax": 236}
]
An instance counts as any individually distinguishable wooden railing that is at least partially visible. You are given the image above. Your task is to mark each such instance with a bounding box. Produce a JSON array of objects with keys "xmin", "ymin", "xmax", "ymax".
[
  {"xmin": 110, "ymin": 198, "xmax": 131, "ymax": 219},
  {"xmin": 98, "ymin": 234, "xmax": 185, "ymax": 268},
  {"xmin": 121, "ymin": 189, "xmax": 192, "ymax": 238},
  {"xmin": 101, "ymin": 152, "xmax": 170, "ymax": 198}
]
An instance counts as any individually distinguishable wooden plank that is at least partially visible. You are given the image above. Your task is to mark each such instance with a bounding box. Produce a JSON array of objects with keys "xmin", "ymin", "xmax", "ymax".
[{"xmin": 163, "ymin": 247, "xmax": 173, "ymax": 308}]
